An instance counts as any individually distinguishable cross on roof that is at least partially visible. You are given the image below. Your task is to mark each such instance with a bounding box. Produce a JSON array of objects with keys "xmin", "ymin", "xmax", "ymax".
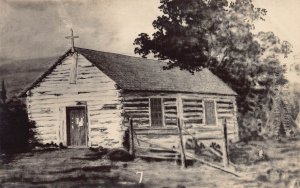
[{"xmin": 65, "ymin": 28, "xmax": 79, "ymax": 52}]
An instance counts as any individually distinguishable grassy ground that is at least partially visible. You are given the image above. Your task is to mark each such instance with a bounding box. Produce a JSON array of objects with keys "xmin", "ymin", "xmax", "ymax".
[{"xmin": 0, "ymin": 137, "xmax": 299, "ymax": 188}]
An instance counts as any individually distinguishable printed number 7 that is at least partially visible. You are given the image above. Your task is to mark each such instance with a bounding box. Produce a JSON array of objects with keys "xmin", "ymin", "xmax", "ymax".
[{"xmin": 136, "ymin": 171, "xmax": 143, "ymax": 184}]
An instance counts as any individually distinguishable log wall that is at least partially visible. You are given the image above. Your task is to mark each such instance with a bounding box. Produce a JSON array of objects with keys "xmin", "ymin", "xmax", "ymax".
[
  {"xmin": 121, "ymin": 92, "xmax": 239, "ymax": 150},
  {"xmin": 26, "ymin": 54, "xmax": 238, "ymax": 150},
  {"xmin": 27, "ymin": 54, "xmax": 123, "ymax": 148}
]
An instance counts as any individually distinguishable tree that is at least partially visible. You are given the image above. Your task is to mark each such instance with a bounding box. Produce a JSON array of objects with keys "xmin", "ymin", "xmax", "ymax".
[
  {"xmin": 134, "ymin": 0, "xmax": 291, "ymax": 138},
  {"xmin": 0, "ymin": 98, "xmax": 37, "ymax": 154},
  {"xmin": 1, "ymin": 79, "xmax": 7, "ymax": 104}
]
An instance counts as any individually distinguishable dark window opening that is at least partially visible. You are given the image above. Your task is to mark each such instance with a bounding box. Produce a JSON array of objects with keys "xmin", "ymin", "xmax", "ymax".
[
  {"xmin": 150, "ymin": 98, "xmax": 163, "ymax": 127},
  {"xmin": 204, "ymin": 101, "xmax": 216, "ymax": 125}
]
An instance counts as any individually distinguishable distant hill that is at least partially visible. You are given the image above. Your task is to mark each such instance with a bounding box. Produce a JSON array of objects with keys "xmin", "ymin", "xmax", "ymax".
[{"xmin": 0, "ymin": 57, "xmax": 59, "ymax": 98}]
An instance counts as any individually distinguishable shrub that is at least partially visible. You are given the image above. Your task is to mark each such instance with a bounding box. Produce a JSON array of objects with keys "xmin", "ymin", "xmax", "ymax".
[
  {"xmin": 0, "ymin": 98, "xmax": 37, "ymax": 154},
  {"xmin": 106, "ymin": 148, "xmax": 133, "ymax": 162}
]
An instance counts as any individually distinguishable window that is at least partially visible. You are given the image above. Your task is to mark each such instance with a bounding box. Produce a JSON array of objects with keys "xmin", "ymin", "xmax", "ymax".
[
  {"xmin": 204, "ymin": 100, "xmax": 216, "ymax": 125},
  {"xmin": 150, "ymin": 98, "xmax": 163, "ymax": 127}
]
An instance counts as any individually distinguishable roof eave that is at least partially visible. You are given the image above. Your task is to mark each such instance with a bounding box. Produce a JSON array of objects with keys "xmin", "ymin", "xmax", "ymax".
[{"xmin": 122, "ymin": 89, "xmax": 237, "ymax": 96}]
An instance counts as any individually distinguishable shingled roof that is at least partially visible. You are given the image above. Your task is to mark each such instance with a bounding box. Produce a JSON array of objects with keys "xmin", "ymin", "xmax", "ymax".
[{"xmin": 20, "ymin": 47, "xmax": 237, "ymax": 97}]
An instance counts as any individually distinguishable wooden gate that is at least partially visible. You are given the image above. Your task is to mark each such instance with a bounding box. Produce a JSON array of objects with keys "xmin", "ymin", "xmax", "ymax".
[{"xmin": 66, "ymin": 106, "xmax": 88, "ymax": 146}]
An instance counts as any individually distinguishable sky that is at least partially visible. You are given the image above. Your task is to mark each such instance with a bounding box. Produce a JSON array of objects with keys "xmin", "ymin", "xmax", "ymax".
[{"xmin": 0, "ymin": 0, "xmax": 300, "ymax": 64}]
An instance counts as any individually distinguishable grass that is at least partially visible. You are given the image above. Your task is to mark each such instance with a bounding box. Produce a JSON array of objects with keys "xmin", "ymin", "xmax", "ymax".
[{"xmin": 0, "ymin": 137, "xmax": 300, "ymax": 188}]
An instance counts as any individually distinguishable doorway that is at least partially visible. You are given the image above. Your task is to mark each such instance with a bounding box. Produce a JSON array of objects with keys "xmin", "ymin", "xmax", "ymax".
[{"xmin": 66, "ymin": 106, "xmax": 88, "ymax": 146}]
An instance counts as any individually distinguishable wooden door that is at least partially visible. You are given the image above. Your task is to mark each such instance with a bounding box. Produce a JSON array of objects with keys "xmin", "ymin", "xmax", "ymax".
[
  {"xmin": 204, "ymin": 101, "xmax": 216, "ymax": 125},
  {"xmin": 66, "ymin": 107, "xmax": 87, "ymax": 146},
  {"xmin": 150, "ymin": 98, "xmax": 163, "ymax": 127}
]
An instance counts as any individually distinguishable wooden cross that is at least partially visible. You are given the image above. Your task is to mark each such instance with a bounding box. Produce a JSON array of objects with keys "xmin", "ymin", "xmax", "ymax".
[{"xmin": 65, "ymin": 28, "xmax": 79, "ymax": 52}]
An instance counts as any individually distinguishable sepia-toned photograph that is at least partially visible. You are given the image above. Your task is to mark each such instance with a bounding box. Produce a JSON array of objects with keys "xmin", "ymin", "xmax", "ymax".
[{"xmin": 0, "ymin": 0, "xmax": 299, "ymax": 187}]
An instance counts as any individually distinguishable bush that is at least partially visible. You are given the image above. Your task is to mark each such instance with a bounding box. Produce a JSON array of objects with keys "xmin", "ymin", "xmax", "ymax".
[
  {"xmin": 106, "ymin": 148, "xmax": 134, "ymax": 162},
  {"xmin": 0, "ymin": 99, "xmax": 37, "ymax": 154}
]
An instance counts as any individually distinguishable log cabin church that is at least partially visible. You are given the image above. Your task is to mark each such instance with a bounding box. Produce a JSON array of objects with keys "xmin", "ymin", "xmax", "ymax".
[{"xmin": 19, "ymin": 43, "xmax": 239, "ymax": 149}]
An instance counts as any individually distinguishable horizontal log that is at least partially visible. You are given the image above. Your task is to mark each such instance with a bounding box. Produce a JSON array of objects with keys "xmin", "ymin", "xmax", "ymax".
[
  {"xmin": 164, "ymin": 111, "xmax": 177, "ymax": 115},
  {"xmin": 183, "ymin": 112, "xmax": 203, "ymax": 117},
  {"xmin": 53, "ymin": 69, "xmax": 68, "ymax": 74},
  {"xmin": 123, "ymin": 101, "xmax": 149, "ymax": 105},
  {"xmin": 31, "ymin": 114, "xmax": 55, "ymax": 120},
  {"xmin": 183, "ymin": 109, "xmax": 203, "ymax": 113},
  {"xmin": 163, "ymin": 102, "xmax": 176, "ymax": 106},
  {"xmin": 51, "ymin": 70, "xmax": 70, "ymax": 74},
  {"xmin": 123, "ymin": 110, "xmax": 149, "ymax": 114},
  {"xmin": 77, "ymin": 75, "xmax": 106, "ymax": 81},
  {"xmin": 162, "ymin": 98, "xmax": 176, "ymax": 102},
  {"xmin": 36, "ymin": 127, "xmax": 57, "ymax": 135},
  {"xmin": 77, "ymin": 74, "xmax": 108, "ymax": 79},
  {"xmin": 185, "ymin": 126, "xmax": 235, "ymax": 133},
  {"xmin": 96, "ymin": 120, "xmax": 120, "ymax": 125},
  {"xmin": 34, "ymin": 80, "xmax": 116, "ymax": 87},
  {"xmin": 124, "ymin": 98, "xmax": 149, "ymax": 102},
  {"xmin": 183, "ymin": 104, "xmax": 202, "ymax": 109},
  {"xmin": 217, "ymin": 109, "xmax": 233, "ymax": 113},
  {"xmin": 32, "ymin": 86, "xmax": 117, "ymax": 94},
  {"xmin": 29, "ymin": 108, "xmax": 54, "ymax": 114},
  {"xmin": 164, "ymin": 114, "xmax": 177, "ymax": 118},
  {"xmin": 132, "ymin": 119, "xmax": 150, "ymax": 125},
  {"xmin": 184, "ymin": 115, "xmax": 203, "ymax": 119},
  {"xmin": 37, "ymin": 137, "xmax": 57, "ymax": 143},
  {"xmin": 165, "ymin": 121, "xmax": 177, "ymax": 126},
  {"xmin": 184, "ymin": 119, "xmax": 203, "ymax": 124},
  {"xmin": 77, "ymin": 65, "xmax": 98, "ymax": 69},
  {"xmin": 78, "ymin": 62, "xmax": 95, "ymax": 67},
  {"xmin": 127, "ymin": 113, "xmax": 149, "ymax": 118},
  {"xmin": 217, "ymin": 112, "xmax": 234, "ymax": 116},
  {"xmin": 30, "ymin": 92, "xmax": 119, "ymax": 101},
  {"xmin": 28, "ymin": 96, "xmax": 119, "ymax": 106},
  {"xmin": 123, "ymin": 96, "xmax": 151, "ymax": 100},
  {"xmin": 182, "ymin": 102, "xmax": 203, "ymax": 106},
  {"xmin": 36, "ymin": 133, "xmax": 57, "ymax": 141},
  {"xmin": 123, "ymin": 107, "xmax": 149, "ymax": 110},
  {"xmin": 89, "ymin": 112, "xmax": 102, "ymax": 117},
  {"xmin": 123, "ymin": 103, "xmax": 149, "ymax": 108},
  {"xmin": 32, "ymin": 117, "xmax": 58, "ymax": 122},
  {"xmin": 126, "ymin": 110, "xmax": 149, "ymax": 115},
  {"xmin": 112, "ymin": 90, "xmax": 237, "ymax": 100},
  {"xmin": 35, "ymin": 123, "xmax": 57, "ymax": 128},
  {"xmin": 97, "ymin": 109, "xmax": 122, "ymax": 114},
  {"xmin": 216, "ymin": 103, "xmax": 234, "ymax": 108},
  {"xmin": 217, "ymin": 107, "xmax": 234, "ymax": 111},
  {"xmin": 164, "ymin": 116, "xmax": 177, "ymax": 119},
  {"xmin": 216, "ymin": 100, "xmax": 234, "ymax": 104},
  {"xmin": 130, "ymin": 117, "xmax": 149, "ymax": 121},
  {"xmin": 89, "ymin": 114, "xmax": 121, "ymax": 121},
  {"xmin": 134, "ymin": 128, "xmax": 179, "ymax": 135},
  {"xmin": 182, "ymin": 98, "xmax": 202, "ymax": 102},
  {"xmin": 43, "ymin": 78, "xmax": 69, "ymax": 82},
  {"xmin": 164, "ymin": 106, "xmax": 177, "ymax": 110},
  {"xmin": 182, "ymin": 123, "xmax": 203, "ymax": 128}
]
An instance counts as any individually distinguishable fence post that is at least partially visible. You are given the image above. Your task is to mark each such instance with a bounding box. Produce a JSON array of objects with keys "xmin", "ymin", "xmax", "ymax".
[
  {"xmin": 222, "ymin": 118, "xmax": 229, "ymax": 168},
  {"xmin": 177, "ymin": 117, "xmax": 186, "ymax": 169},
  {"xmin": 129, "ymin": 117, "xmax": 135, "ymax": 157}
]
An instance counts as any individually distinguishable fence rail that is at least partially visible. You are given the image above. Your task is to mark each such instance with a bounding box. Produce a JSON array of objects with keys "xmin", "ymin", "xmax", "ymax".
[{"xmin": 124, "ymin": 115, "xmax": 238, "ymax": 176}]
